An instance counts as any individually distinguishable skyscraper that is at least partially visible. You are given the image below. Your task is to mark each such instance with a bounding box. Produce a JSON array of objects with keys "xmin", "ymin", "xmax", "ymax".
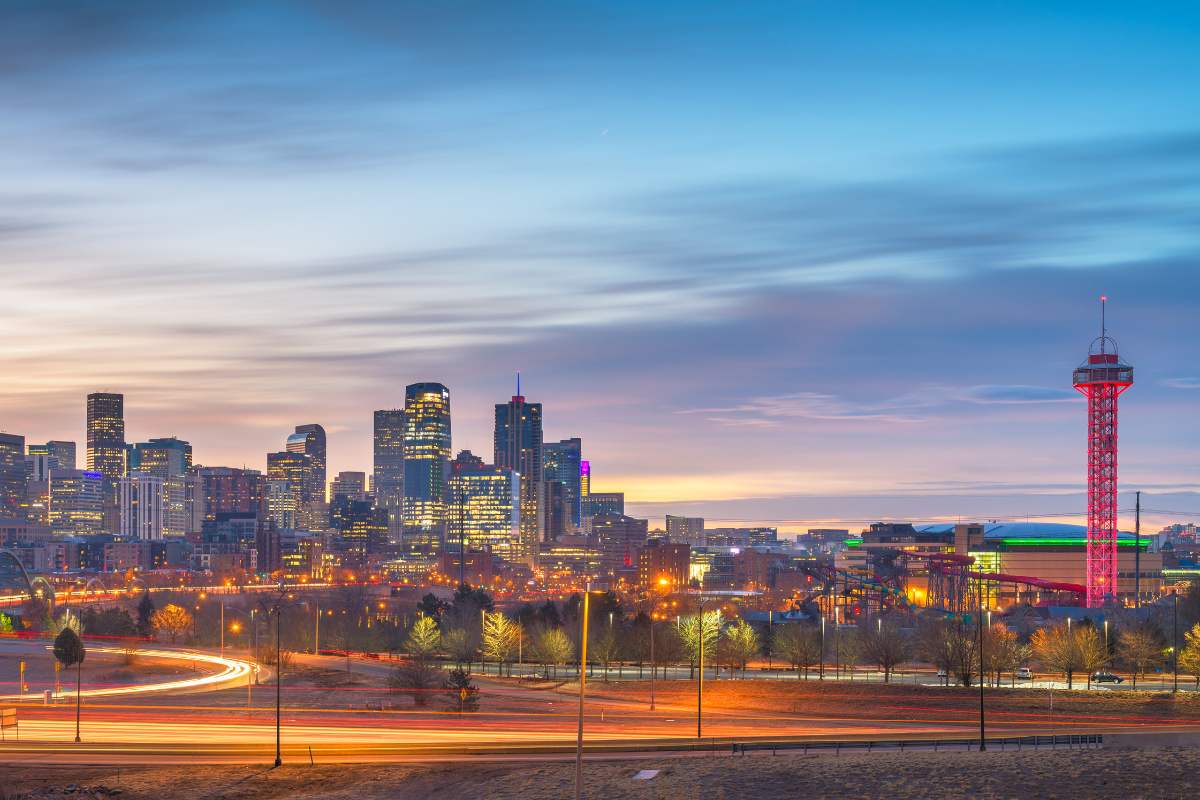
[
  {"xmin": 580, "ymin": 460, "xmax": 590, "ymax": 497},
  {"xmin": 267, "ymin": 451, "xmax": 312, "ymax": 502},
  {"xmin": 403, "ymin": 383, "xmax": 451, "ymax": 549},
  {"xmin": 86, "ymin": 393, "xmax": 125, "ymax": 479},
  {"xmin": 127, "ymin": 437, "xmax": 192, "ymax": 536},
  {"xmin": 49, "ymin": 469, "xmax": 104, "ymax": 536},
  {"xmin": 448, "ymin": 463, "xmax": 521, "ymax": 561},
  {"xmin": 286, "ymin": 424, "xmax": 326, "ymax": 503},
  {"xmin": 543, "ymin": 438, "xmax": 582, "ymax": 527},
  {"xmin": 0, "ymin": 433, "xmax": 26, "ymax": 519},
  {"xmin": 29, "ymin": 441, "xmax": 76, "ymax": 471},
  {"xmin": 666, "ymin": 515, "xmax": 705, "ymax": 547},
  {"xmin": 118, "ymin": 473, "xmax": 165, "ymax": 540},
  {"xmin": 330, "ymin": 471, "xmax": 367, "ymax": 501},
  {"xmin": 495, "ymin": 393, "xmax": 543, "ymax": 563},
  {"xmin": 373, "ymin": 408, "xmax": 405, "ymax": 509}
]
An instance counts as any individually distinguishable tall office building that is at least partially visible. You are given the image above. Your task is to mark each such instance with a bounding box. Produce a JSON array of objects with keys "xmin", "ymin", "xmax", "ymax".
[
  {"xmin": 29, "ymin": 441, "xmax": 76, "ymax": 471},
  {"xmin": 286, "ymin": 424, "xmax": 326, "ymax": 503},
  {"xmin": 0, "ymin": 433, "xmax": 26, "ymax": 519},
  {"xmin": 403, "ymin": 383, "xmax": 451, "ymax": 549},
  {"xmin": 266, "ymin": 481, "xmax": 297, "ymax": 531},
  {"xmin": 330, "ymin": 471, "xmax": 367, "ymax": 501},
  {"xmin": 580, "ymin": 492, "xmax": 624, "ymax": 519},
  {"xmin": 448, "ymin": 464, "xmax": 521, "ymax": 561},
  {"xmin": 86, "ymin": 393, "xmax": 125, "ymax": 479},
  {"xmin": 373, "ymin": 409, "xmax": 405, "ymax": 509},
  {"xmin": 127, "ymin": 437, "xmax": 192, "ymax": 536},
  {"xmin": 268, "ymin": 451, "xmax": 312, "ymax": 505},
  {"xmin": 49, "ymin": 469, "xmax": 104, "ymax": 536},
  {"xmin": 543, "ymin": 438, "xmax": 582, "ymax": 527},
  {"xmin": 666, "ymin": 515, "xmax": 705, "ymax": 547},
  {"xmin": 580, "ymin": 461, "xmax": 590, "ymax": 497},
  {"xmin": 495, "ymin": 393, "xmax": 542, "ymax": 563},
  {"xmin": 194, "ymin": 467, "xmax": 267, "ymax": 523},
  {"xmin": 118, "ymin": 473, "xmax": 165, "ymax": 540}
]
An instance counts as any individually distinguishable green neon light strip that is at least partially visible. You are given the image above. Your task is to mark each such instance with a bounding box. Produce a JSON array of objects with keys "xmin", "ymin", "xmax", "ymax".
[{"xmin": 995, "ymin": 538, "xmax": 1149, "ymax": 548}]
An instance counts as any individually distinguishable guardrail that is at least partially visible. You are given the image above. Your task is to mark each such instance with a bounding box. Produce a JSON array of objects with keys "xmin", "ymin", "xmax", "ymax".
[{"xmin": 732, "ymin": 733, "xmax": 1102, "ymax": 755}]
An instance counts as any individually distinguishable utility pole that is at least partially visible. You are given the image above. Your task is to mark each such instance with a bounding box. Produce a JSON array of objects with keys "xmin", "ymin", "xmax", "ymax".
[
  {"xmin": 1134, "ymin": 491, "xmax": 1141, "ymax": 610},
  {"xmin": 979, "ymin": 568, "xmax": 986, "ymax": 751}
]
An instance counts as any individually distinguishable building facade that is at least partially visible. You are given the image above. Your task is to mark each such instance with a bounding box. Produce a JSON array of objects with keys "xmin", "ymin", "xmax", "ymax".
[
  {"xmin": 373, "ymin": 408, "xmax": 405, "ymax": 511},
  {"xmin": 48, "ymin": 469, "xmax": 104, "ymax": 536},
  {"xmin": 542, "ymin": 438, "xmax": 582, "ymax": 527},
  {"xmin": 127, "ymin": 437, "xmax": 191, "ymax": 536},
  {"xmin": 580, "ymin": 492, "xmax": 623, "ymax": 519},
  {"xmin": 494, "ymin": 394, "xmax": 542, "ymax": 564},
  {"xmin": 118, "ymin": 473, "xmax": 165, "ymax": 540},
  {"xmin": 0, "ymin": 433, "xmax": 25, "ymax": 519},
  {"xmin": 591, "ymin": 514, "xmax": 649, "ymax": 576},
  {"xmin": 403, "ymin": 383, "xmax": 452, "ymax": 546},
  {"xmin": 29, "ymin": 441, "xmax": 76, "ymax": 471},
  {"xmin": 286, "ymin": 424, "xmax": 327, "ymax": 503},
  {"xmin": 666, "ymin": 515, "xmax": 705, "ymax": 546},
  {"xmin": 447, "ymin": 465, "xmax": 521, "ymax": 560}
]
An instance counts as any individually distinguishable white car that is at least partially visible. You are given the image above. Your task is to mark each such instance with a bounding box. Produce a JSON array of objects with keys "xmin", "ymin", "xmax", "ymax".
[{"xmin": 1017, "ymin": 668, "xmax": 1035, "ymax": 680}]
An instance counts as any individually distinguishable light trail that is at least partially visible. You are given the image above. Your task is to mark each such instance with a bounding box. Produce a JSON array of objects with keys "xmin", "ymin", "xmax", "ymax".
[{"xmin": 0, "ymin": 646, "xmax": 254, "ymax": 702}]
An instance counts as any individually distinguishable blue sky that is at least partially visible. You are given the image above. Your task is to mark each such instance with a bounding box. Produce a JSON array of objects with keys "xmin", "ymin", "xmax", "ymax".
[{"xmin": 2, "ymin": 1, "xmax": 1199, "ymax": 533}]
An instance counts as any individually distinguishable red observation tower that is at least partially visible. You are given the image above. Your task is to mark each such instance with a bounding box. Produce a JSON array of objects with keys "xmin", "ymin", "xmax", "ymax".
[{"xmin": 1072, "ymin": 298, "xmax": 1133, "ymax": 608}]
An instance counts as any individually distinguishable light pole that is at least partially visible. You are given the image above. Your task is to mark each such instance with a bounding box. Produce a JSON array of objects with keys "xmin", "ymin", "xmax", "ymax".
[
  {"xmin": 220, "ymin": 603, "xmax": 224, "ymax": 659},
  {"xmin": 820, "ymin": 615, "xmax": 825, "ymax": 680},
  {"xmin": 649, "ymin": 616, "xmax": 660, "ymax": 710},
  {"xmin": 1174, "ymin": 590, "xmax": 1179, "ymax": 693},
  {"xmin": 1104, "ymin": 620, "xmax": 1110, "ymax": 668},
  {"xmin": 697, "ymin": 598, "xmax": 718, "ymax": 739},
  {"xmin": 275, "ymin": 600, "xmax": 308, "ymax": 768},
  {"xmin": 226, "ymin": 606, "xmax": 255, "ymax": 715},
  {"xmin": 574, "ymin": 586, "xmax": 602, "ymax": 800},
  {"xmin": 978, "ymin": 567, "xmax": 986, "ymax": 752}
]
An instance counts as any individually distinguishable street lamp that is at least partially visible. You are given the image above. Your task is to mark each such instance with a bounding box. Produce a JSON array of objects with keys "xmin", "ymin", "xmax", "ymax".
[
  {"xmin": 820, "ymin": 616, "xmax": 825, "ymax": 680},
  {"xmin": 649, "ymin": 615, "xmax": 660, "ymax": 711},
  {"xmin": 226, "ymin": 606, "xmax": 256, "ymax": 714},
  {"xmin": 275, "ymin": 600, "xmax": 308, "ymax": 767},
  {"xmin": 978, "ymin": 567, "xmax": 986, "ymax": 752},
  {"xmin": 697, "ymin": 598, "xmax": 719, "ymax": 739},
  {"xmin": 573, "ymin": 585, "xmax": 605, "ymax": 800},
  {"xmin": 1174, "ymin": 590, "xmax": 1179, "ymax": 693}
]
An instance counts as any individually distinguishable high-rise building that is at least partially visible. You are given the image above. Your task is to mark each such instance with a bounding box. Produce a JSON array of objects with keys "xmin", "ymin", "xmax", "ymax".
[
  {"xmin": 591, "ymin": 513, "xmax": 649, "ymax": 577},
  {"xmin": 495, "ymin": 393, "xmax": 542, "ymax": 564},
  {"xmin": 86, "ymin": 393, "xmax": 125, "ymax": 479},
  {"xmin": 49, "ymin": 469, "xmax": 104, "ymax": 536},
  {"xmin": 580, "ymin": 492, "xmax": 624, "ymax": 519},
  {"xmin": 332, "ymin": 496, "xmax": 389, "ymax": 556},
  {"xmin": 266, "ymin": 480, "xmax": 297, "ymax": 531},
  {"xmin": 286, "ymin": 424, "xmax": 326, "ymax": 503},
  {"xmin": 330, "ymin": 471, "xmax": 367, "ymax": 501},
  {"xmin": 118, "ymin": 473, "xmax": 165, "ymax": 540},
  {"xmin": 29, "ymin": 441, "xmax": 76, "ymax": 471},
  {"xmin": 667, "ymin": 515, "xmax": 706, "ymax": 547},
  {"xmin": 537, "ymin": 480, "xmax": 568, "ymax": 542},
  {"xmin": 543, "ymin": 438, "xmax": 582, "ymax": 527},
  {"xmin": 373, "ymin": 409, "xmax": 405, "ymax": 509},
  {"xmin": 127, "ymin": 438, "xmax": 192, "ymax": 536},
  {"xmin": 580, "ymin": 461, "xmax": 590, "ymax": 497},
  {"xmin": 403, "ymin": 383, "xmax": 451, "ymax": 546},
  {"xmin": 0, "ymin": 433, "xmax": 26, "ymax": 519},
  {"xmin": 194, "ymin": 467, "xmax": 267, "ymax": 524},
  {"xmin": 447, "ymin": 464, "xmax": 521, "ymax": 560},
  {"xmin": 267, "ymin": 452, "xmax": 313, "ymax": 502}
]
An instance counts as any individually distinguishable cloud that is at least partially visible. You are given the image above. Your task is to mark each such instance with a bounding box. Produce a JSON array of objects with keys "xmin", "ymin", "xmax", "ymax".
[{"xmin": 1162, "ymin": 378, "xmax": 1200, "ymax": 389}]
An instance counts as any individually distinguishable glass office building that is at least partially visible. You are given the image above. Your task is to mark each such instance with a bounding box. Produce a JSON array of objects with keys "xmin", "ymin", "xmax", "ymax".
[
  {"xmin": 127, "ymin": 437, "xmax": 192, "ymax": 536},
  {"xmin": 86, "ymin": 393, "xmax": 125, "ymax": 480},
  {"xmin": 49, "ymin": 469, "xmax": 104, "ymax": 535},
  {"xmin": 403, "ymin": 383, "xmax": 451, "ymax": 544},
  {"xmin": 448, "ymin": 466, "xmax": 521, "ymax": 561},
  {"xmin": 543, "ymin": 438, "xmax": 582, "ymax": 527},
  {"xmin": 373, "ymin": 408, "xmax": 405, "ymax": 509},
  {"xmin": 494, "ymin": 394, "xmax": 542, "ymax": 563},
  {"xmin": 286, "ymin": 424, "xmax": 326, "ymax": 503}
]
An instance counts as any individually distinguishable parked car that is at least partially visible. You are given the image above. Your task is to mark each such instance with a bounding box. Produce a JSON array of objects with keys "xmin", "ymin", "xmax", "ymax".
[
  {"xmin": 1017, "ymin": 668, "xmax": 1035, "ymax": 680},
  {"xmin": 1092, "ymin": 671, "xmax": 1124, "ymax": 684},
  {"xmin": 936, "ymin": 668, "xmax": 948, "ymax": 679}
]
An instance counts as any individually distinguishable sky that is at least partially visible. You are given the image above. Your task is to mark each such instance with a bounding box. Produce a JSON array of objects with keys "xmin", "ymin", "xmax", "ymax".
[{"xmin": 2, "ymin": 1, "xmax": 1200, "ymax": 535}]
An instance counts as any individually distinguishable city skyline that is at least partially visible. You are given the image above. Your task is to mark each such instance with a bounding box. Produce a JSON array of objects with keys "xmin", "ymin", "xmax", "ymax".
[{"xmin": 1, "ymin": 2, "xmax": 1199, "ymax": 533}]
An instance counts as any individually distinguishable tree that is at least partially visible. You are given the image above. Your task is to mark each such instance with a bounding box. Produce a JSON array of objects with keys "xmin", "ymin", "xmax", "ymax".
[
  {"xmin": 1178, "ymin": 623, "xmax": 1200, "ymax": 688},
  {"xmin": 1118, "ymin": 626, "xmax": 1164, "ymax": 689},
  {"xmin": 55, "ymin": 610, "xmax": 83, "ymax": 635},
  {"xmin": 441, "ymin": 627, "xmax": 480, "ymax": 671},
  {"xmin": 862, "ymin": 622, "xmax": 915, "ymax": 683},
  {"xmin": 773, "ymin": 624, "xmax": 822, "ymax": 679},
  {"xmin": 135, "ymin": 591, "xmax": 157, "ymax": 638},
  {"xmin": 151, "ymin": 605, "xmax": 193, "ymax": 645},
  {"xmin": 982, "ymin": 624, "xmax": 1030, "ymax": 687},
  {"xmin": 83, "ymin": 607, "xmax": 136, "ymax": 638},
  {"xmin": 405, "ymin": 616, "xmax": 441, "ymax": 659},
  {"xmin": 443, "ymin": 667, "xmax": 480, "ymax": 713},
  {"xmin": 677, "ymin": 612, "xmax": 721, "ymax": 679},
  {"xmin": 837, "ymin": 626, "xmax": 866, "ymax": 680},
  {"xmin": 528, "ymin": 625, "xmax": 574, "ymax": 678},
  {"xmin": 1032, "ymin": 623, "xmax": 1105, "ymax": 689},
  {"xmin": 54, "ymin": 627, "xmax": 86, "ymax": 668},
  {"xmin": 590, "ymin": 625, "xmax": 620, "ymax": 681},
  {"xmin": 720, "ymin": 620, "xmax": 761, "ymax": 678},
  {"xmin": 481, "ymin": 613, "xmax": 520, "ymax": 675},
  {"xmin": 452, "ymin": 583, "xmax": 495, "ymax": 613},
  {"xmin": 1076, "ymin": 627, "xmax": 1110, "ymax": 689},
  {"xmin": 417, "ymin": 593, "xmax": 448, "ymax": 619},
  {"xmin": 918, "ymin": 621, "xmax": 958, "ymax": 686},
  {"xmin": 538, "ymin": 600, "xmax": 562, "ymax": 628},
  {"xmin": 387, "ymin": 660, "xmax": 443, "ymax": 705}
]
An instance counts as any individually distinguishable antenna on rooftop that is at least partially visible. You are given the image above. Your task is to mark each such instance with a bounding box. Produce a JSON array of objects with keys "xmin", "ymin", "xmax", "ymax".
[{"xmin": 1101, "ymin": 296, "xmax": 1106, "ymax": 354}]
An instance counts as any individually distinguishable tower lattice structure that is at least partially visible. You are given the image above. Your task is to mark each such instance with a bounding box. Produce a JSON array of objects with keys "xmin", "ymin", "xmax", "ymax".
[{"xmin": 1072, "ymin": 300, "xmax": 1133, "ymax": 608}]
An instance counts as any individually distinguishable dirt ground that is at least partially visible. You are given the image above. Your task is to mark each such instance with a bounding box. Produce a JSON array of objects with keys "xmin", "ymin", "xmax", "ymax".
[
  {"xmin": 1, "ymin": 747, "xmax": 1197, "ymax": 799},
  {"xmin": 549, "ymin": 677, "xmax": 1200, "ymax": 729}
]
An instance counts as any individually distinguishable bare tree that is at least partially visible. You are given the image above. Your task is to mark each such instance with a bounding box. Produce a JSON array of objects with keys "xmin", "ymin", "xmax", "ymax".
[
  {"xmin": 528, "ymin": 624, "xmax": 574, "ymax": 679},
  {"xmin": 773, "ymin": 624, "xmax": 822, "ymax": 679},
  {"xmin": 862, "ymin": 621, "xmax": 914, "ymax": 683},
  {"xmin": 1118, "ymin": 626, "xmax": 1164, "ymax": 689}
]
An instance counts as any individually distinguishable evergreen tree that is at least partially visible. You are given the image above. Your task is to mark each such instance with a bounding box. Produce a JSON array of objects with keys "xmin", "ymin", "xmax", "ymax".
[{"xmin": 135, "ymin": 591, "xmax": 157, "ymax": 638}]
